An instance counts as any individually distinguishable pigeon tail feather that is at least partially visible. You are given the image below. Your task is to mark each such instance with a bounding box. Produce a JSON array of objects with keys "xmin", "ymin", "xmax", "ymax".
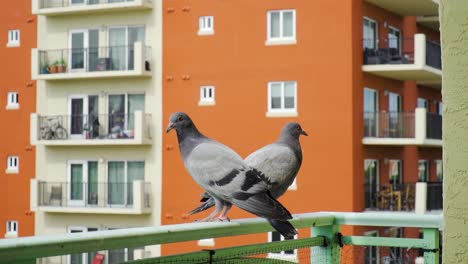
[
  {"xmin": 267, "ymin": 219, "xmax": 297, "ymax": 240},
  {"xmin": 188, "ymin": 197, "xmax": 215, "ymax": 215},
  {"xmin": 231, "ymin": 191, "xmax": 293, "ymax": 220}
]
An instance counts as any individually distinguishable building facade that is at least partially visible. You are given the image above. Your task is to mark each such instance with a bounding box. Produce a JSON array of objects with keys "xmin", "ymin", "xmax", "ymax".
[{"xmin": 0, "ymin": 1, "xmax": 36, "ymax": 240}]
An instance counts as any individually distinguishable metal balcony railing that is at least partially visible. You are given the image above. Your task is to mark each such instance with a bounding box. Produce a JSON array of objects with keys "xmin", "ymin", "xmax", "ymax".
[
  {"xmin": 363, "ymin": 36, "xmax": 441, "ymax": 70},
  {"xmin": 365, "ymin": 183, "xmax": 416, "ymax": 211},
  {"xmin": 427, "ymin": 182, "xmax": 443, "ymax": 211},
  {"xmin": 426, "ymin": 112, "xmax": 442, "ymax": 140},
  {"xmin": 38, "ymin": 45, "xmax": 151, "ymax": 75},
  {"xmin": 0, "ymin": 212, "xmax": 442, "ymax": 264},
  {"xmin": 38, "ymin": 181, "xmax": 151, "ymax": 209},
  {"xmin": 364, "ymin": 111, "xmax": 415, "ymax": 138},
  {"xmin": 37, "ymin": 113, "xmax": 151, "ymax": 141},
  {"xmin": 40, "ymin": 0, "xmax": 135, "ymax": 9}
]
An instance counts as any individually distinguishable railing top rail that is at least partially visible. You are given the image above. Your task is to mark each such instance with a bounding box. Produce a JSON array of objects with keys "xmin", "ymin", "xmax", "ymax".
[{"xmin": 0, "ymin": 212, "xmax": 442, "ymax": 262}]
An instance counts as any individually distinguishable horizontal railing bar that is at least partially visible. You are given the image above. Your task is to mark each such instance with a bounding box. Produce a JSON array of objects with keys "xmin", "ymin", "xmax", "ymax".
[
  {"xmin": 342, "ymin": 236, "xmax": 433, "ymax": 249},
  {"xmin": 330, "ymin": 212, "xmax": 443, "ymax": 229},
  {"xmin": 0, "ymin": 213, "xmax": 334, "ymax": 262},
  {"xmin": 126, "ymin": 237, "xmax": 325, "ymax": 264}
]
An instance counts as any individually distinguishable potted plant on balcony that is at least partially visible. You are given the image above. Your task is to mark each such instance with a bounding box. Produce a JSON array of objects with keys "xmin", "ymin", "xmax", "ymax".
[
  {"xmin": 57, "ymin": 59, "xmax": 67, "ymax": 73},
  {"xmin": 48, "ymin": 61, "xmax": 59, "ymax": 74},
  {"xmin": 40, "ymin": 60, "xmax": 50, "ymax": 74}
]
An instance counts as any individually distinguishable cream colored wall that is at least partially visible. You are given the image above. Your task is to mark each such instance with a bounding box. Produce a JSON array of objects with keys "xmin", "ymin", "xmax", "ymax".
[
  {"xmin": 440, "ymin": 0, "xmax": 468, "ymax": 262},
  {"xmin": 34, "ymin": 1, "xmax": 163, "ymax": 255}
]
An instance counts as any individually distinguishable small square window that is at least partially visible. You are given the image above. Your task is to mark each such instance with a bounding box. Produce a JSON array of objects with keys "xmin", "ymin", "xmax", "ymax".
[
  {"xmin": 198, "ymin": 16, "xmax": 214, "ymax": 35},
  {"xmin": 199, "ymin": 86, "xmax": 215, "ymax": 106},
  {"xmin": 6, "ymin": 220, "xmax": 18, "ymax": 237},
  {"xmin": 7, "ymin": 30, "xmax": 20, "ymax": 47},
  {"xmin": 6, "ymin": 156, "xmax": 19, "ymax": 173},
  {"xmin": 6, "ymin": 92, "xmax": 19, "ymax": 109},
  {"xmin": 266, "ymin": 10, "xmax": 296, "ymax": 45},
  {"xmin": 268, "ymin": 231, "xmax": 298, "ymax": 260},
  {"xmin": 267, "ymin": 81, "xmax": 297, "ymax": 117}
]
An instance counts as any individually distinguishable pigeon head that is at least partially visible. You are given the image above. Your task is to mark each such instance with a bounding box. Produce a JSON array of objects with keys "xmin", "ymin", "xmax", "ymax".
[
  {"xmin": 166, "ymin": 112, "xmax": 195, "ymax": 134},
  {"xmin": 280, "ymin": 122, "xmax": 308, "ymax": 140}
]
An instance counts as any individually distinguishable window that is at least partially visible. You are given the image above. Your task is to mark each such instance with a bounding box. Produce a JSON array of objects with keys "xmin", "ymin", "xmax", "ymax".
[
  {"xmin": 6, "ymin": 92, "xmax": 19, "ymax": 109},
  {"xmin": 199, "ymin": 86, "xmax": 215, "ymax": 105},
  {"xmin": 6, "ymin": 156, "xmax": 19, "ymax": 173},
  {"xmin": 68, "ymin": 227, "xmax": 98, "ymax": 264},
  {"xmin": 6, "ymin": 221, "xmax": 18, "ymax": 237},
  {"xmin": 267, "ymin": 10, "xmax": 296, "ymax": 45},
  {"xmin": 198, "ymin": 16, "xmax": 214, "ymax": 35},
  {"xmin": 364, "ymin": 160, "xmax": 379, "ymax": 209},
  {"xmin": 364, "ymin": 231, "xmax": 379, "ymax": 264},
  {"xmin": 364, "ymin": 88, "xmax": 378, "ymax": 137},
  {"xmin": 435, "ymin": 160, "xmax": 443, "ymax": 181},
  {"xmin": 108, "ymin": 93, "xmax": 145, "ymax": 136},
  {"xmin": 418, "ymin": 160, "xmax": 429, "ymax": 182},
  {"xmin": 267, "ymin": 81, "xmax": 297, "ymax": 117},
  {"xmin": 417, "ymin": 98, "xmax": 428, "ymax": 109},
  {"xmin": 363, "ymin": 17, "xmax": 378, "ymax": 49},
  {"xmin": 388, "ymin": 159, "xmax": 402, "ymax": 187},
  {"xmin": 68, "ymin": 161, "xmax": 99, "ymax": 206},
  {"xmin": 108, "ymin": 161, "xmax": 145, "ymax": 206},
  {"xmin": 268, "ymin": 231, "xmax": 298, "ymax": 260},
  {"xmin": 388, "ymin": 26, "xmax": 401, "ymax": 54},
  {"xmin": 7, "ymin": 30, "xmax": 20, "ymax": 47}
]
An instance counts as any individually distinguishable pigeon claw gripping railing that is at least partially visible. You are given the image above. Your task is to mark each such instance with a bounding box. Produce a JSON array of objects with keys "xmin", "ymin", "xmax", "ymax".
[{"xmin": 0, "ymin": 212, "xmax": 442, "ymax": 264}]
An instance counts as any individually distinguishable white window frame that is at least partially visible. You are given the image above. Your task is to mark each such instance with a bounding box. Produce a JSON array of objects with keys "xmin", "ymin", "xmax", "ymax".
[
  {"xmin": 199, "ymin": 86, "xmax": 215, "ymax": 106},
  {"xmin": 267, "ymin": 81, "xmax": 297, "ymax": 117},
  {"xmin": 5, "ymin": 220, "xmax": 18, "ymax": 238},
  {"xmin": 267, "ymin": 231, "xmax": 298, "ymax": 261},
  {"xmin": 7, "ymin": 30, "xmax": 20, "ymax": 47},
  {"xmin": 418, "ymin": 160, "xmax": 429, "ymax": 182},
  {"xmin": 198, "ymin": 16, "xmax": 214, "ymax": 35},
  {"xmin": 363, "ymin": 17, "xmax": 378, "ymax": 50},
  {"xmin": 266, "ymin": 9, "xmax": 296, "ymax": 45},
  {"xmin": 106, "ymin": 160, "xmax": 145, "ymax": 207},
  {"xmin": 6, "ymin": 92, "xmax": 19, "ymax": 110},
  {"xmin": 364, "ymin": 230, "xmax": 379, "ymax": 264},
  {"xmin": 6, "ymin": 156, "xmax": 19, "ymax": 174}
]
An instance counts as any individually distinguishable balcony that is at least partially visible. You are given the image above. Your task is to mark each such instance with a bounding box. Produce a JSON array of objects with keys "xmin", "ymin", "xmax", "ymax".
[
  {"xmin": 364, "ymin": 0, "xmax": 439, "ymax": 16},
  {"xmin": 30, "ymin": 179, "xmax": 151, "ymax": 215},
  {"xmin": 32, "ymin": 0, "xmax": 153, "ymax": 16},
  {"xmin": 364, "ymin": 182, "xmax": 442, "ymax": 212},
  {"xmin": 32, "ymin": 43, "xmax": 152, "ymax": 81},
  {"xmin": 363, "ymin": 108, "xmax": 442, "ymax": 147},
  {"xmin": 30, "ymin": 111, "xmax": 152, "ymax": 146},
  {"xmin": 363, "ymin": 34, "xmax": 441, "ymax": 89}
]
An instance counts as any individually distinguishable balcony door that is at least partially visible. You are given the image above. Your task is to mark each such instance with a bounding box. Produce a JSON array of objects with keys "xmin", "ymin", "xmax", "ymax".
[
  {"xmin": 364, "ymin": 159, "xmax": 379, "ymax": 209},
  {"xmin": 68, "ymin": 95, "xmax": 98, "ymax": 139},
  {"xmin": 388, "ymin": 92, "xmax": 401, "ymax": 137},
  {"xmin": 364, "ymin": 88, "xmax": 378, "ymax": 137},
  {"xmin": 107, "ymin": 161, "xmax": 144, "ymax": 206},
  {"xmin": 69, "ymin": 29, "xmax": 99, "ymax": 72},
  {"xmin": 108, "ymin": 93, "xmax": 144, "ymax": 137},
  {"xmin": 363, "ymin": 17, "xmax": 378, "ymax": 49},
  {"xmin": 108, "ymin": 26, "xmax": 145, "ymax": 71},
  {"xmin": 67, "ymin": 161, "xmax": 98, "ymax": 207}
]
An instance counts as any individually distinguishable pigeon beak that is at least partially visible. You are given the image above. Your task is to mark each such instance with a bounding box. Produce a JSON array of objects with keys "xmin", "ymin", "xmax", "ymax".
[
  {"xmin": 301, "ymin": 130, "xmax": 308, "ymax": 136},
  {"xmin": 166, "ymin": 122, "xmax": 175, "ymax": 133}
]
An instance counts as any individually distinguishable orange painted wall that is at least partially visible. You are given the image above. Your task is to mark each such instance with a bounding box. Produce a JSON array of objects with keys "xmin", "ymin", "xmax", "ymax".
[
  {"xmin": 162, "ymin": 0, "xmax": 359, "ymax": 256},
  {"xmin": 0, "ymin": 1, "xmax": 36, "ymax": 238}
]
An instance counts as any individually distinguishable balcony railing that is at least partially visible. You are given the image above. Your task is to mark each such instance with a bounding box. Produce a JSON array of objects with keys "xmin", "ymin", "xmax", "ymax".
[
  {"xmin": 40, "ymin": 0, "xmax": 135, "ymax": 9},
  {"xmin": 33, "ymin": 180, "xmax": 151, "ymax": 214},
  {"xmin": 364, "ymin": 111, "xmax": 415, "ymax": 138},
  {"xmin": 426, "ymin": 112, "xmax": 442, "ymax": 139},
  {"xmin": 31, "ymin": 111, "xmax": 152, "ymax": 145},
  {"xmin": 365, "ymin": 182, "xmax": 442, "ymax": 212},
  {"xmin": 363, "ymin": 36, "xmax": 441, "ymax": 70}
]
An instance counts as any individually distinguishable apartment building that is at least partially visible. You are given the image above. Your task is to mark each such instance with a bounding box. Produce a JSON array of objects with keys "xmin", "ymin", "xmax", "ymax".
[
  {"xmin": 0, "ymin": 1, "xmax": 36, "ymax": 240},
  {"xmin": 162, "ymin": 0, "xmax": 442, "ymax": 263},
  {"xmin": 29, "ymin": 0, "xmax": 163, "ymax": 262}
]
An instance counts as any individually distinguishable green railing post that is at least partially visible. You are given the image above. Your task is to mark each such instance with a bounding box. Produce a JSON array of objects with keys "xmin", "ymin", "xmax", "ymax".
[
  {"xmin": 423, "ymin": 228, "xmax": 439, "ymax": 264},
  {"xmin": 311, "ymin": 224, "xmax": 341, "ymax": 264}
]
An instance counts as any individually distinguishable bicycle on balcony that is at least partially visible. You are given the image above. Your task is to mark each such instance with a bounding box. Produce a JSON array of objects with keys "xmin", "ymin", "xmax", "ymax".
[{"xmin": 40, "ymin": 117, "xmax": 68, "ymax": 140}]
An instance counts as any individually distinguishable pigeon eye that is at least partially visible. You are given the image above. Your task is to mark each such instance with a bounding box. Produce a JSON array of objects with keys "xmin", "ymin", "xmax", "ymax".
[{"xmin": 177, "ymin": 116, "xmax": 183, "ymax": 122}]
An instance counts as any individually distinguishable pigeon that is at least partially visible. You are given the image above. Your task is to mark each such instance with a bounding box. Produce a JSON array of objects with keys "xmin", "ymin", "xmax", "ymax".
[
  {"xmin": 166, "ymin": 112, "xmax": 297, "ymax": 238},
  {"xmin": 188, "ymin": 122, "xmax": 307, "ymax": 233}
]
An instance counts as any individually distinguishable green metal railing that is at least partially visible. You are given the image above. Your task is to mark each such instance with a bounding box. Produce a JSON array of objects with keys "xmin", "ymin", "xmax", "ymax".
[{"xmin": 0, "ymin": 212, "xmax": 442, "ymax": 264}]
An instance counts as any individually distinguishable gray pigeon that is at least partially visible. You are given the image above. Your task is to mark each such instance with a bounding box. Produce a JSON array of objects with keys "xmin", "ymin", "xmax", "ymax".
[
  {"xmin": 189, "ymin": 122, "xmax": 307, "ymax": 234},
  {"xmin": 166, "ymin": 112, "xmax": 297, "ymax": 238}
]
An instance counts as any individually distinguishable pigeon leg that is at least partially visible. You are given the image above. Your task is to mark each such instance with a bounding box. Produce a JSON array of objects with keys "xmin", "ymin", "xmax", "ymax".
[
  {"xmin": 194, "ymin": 198, "xmax": 223, "ymax": 222},
  {"xmin": 215, "ymin": 203, "xmax": 232, "ymax": 222}
]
